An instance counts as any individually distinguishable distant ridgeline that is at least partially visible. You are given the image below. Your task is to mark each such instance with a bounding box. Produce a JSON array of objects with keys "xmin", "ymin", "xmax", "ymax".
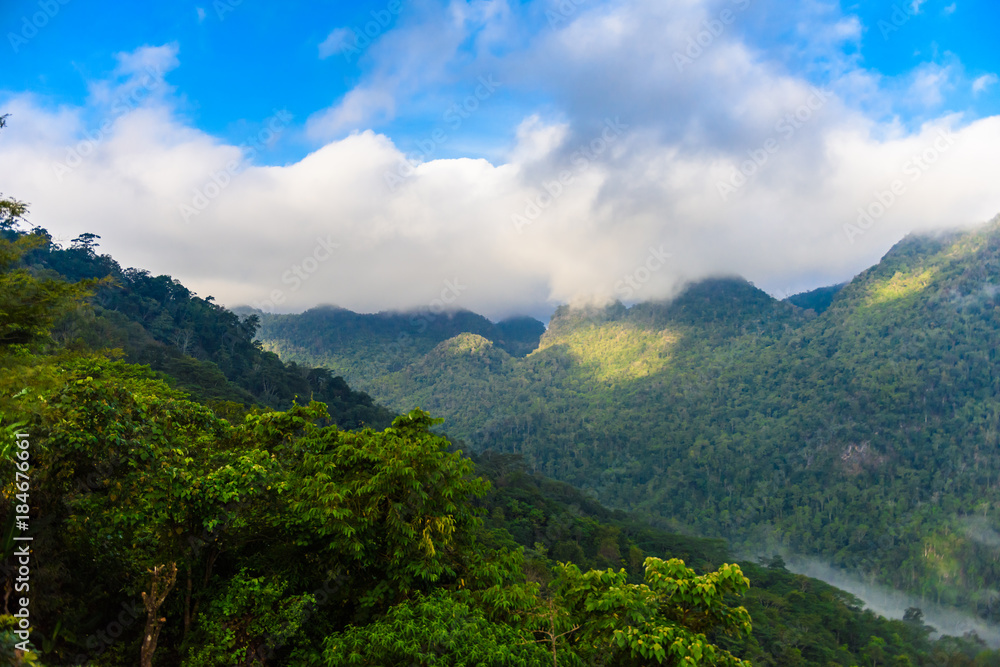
[
  {"xmin": 253, "ymin": 216, "xmax": 1000, "ymax": 627},
  {"xmin": 2, "ymin": 213, "xmax": 999, "ymax": 664},
  {"xmin": 239, "ymin": 304, "xmax": 546, "ymax": 387}
]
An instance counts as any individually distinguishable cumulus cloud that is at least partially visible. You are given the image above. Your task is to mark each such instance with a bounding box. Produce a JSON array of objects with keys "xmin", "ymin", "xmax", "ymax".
[{"xmin": 2, "ymin": 1, "xmax": 999, "ymax": 320}]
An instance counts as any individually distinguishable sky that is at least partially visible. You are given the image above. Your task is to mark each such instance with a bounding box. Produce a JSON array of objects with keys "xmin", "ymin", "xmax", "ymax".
[{"xmin": 2, "ymin": 0, "xmax": 1000, "ymax": 321}]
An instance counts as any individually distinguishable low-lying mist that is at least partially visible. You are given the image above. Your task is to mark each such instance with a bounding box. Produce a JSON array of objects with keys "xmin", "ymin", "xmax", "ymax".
[{"xmin": 777, "ymin": 554, "xmax": 1000, "ymax": 648}]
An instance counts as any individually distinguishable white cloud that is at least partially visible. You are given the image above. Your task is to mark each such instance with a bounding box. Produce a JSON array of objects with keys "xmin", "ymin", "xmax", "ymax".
[
  {"xmin": 112, "ymin": 43, "xmax": 180, "ymax": 78},
  {"xmin": 318, "ymin": 27, "xmax": 353, "ymax": 59},
  {"xmin": 972, "ymin": 73, "xmax": 998, "ymax": 96},
  {"xmin": 196, "ymin": 7, "xmax": 206, "ymax": 23},
  {"xmin": 905, "ymin": 62, "xmax": 953, "ymax": 107},
  {"xmin": 306, "ymin": 87, "xmax": 397, "ymax": 138},
  {"xmin": 3, "ymin": 3, "xmax": 1000, "ymax": 320},
  {"xmin": 307, "ymin": 1, "xmax": 516, "ymax": 141}
]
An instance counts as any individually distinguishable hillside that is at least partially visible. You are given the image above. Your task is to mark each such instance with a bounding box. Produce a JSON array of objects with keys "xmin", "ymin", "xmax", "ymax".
[
  {"xmin": 252, "ymin": 217, "xmax": 1000, "ymax": 626},
  {"xmin": 17, "ymin": 230, "xmax": 393, "ymax": 429},
  {"xmin": 473, "ymin": 451, "xmax": 997, "ymax": 665}
]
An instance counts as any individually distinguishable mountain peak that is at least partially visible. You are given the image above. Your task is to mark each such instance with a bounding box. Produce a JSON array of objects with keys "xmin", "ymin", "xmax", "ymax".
[{"xmin": 435, "ymin": 332, "xmax": 496, "ymax": 356}]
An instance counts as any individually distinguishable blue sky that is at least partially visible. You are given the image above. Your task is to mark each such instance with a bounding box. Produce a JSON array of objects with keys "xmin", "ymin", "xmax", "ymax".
[
  {"xmin": 2, "ymin": 0, "xmax": 1000, "ymax": 318},
  {"xmin": 6, "ymin": 0, "xmax": 999, "ymax": 158}
]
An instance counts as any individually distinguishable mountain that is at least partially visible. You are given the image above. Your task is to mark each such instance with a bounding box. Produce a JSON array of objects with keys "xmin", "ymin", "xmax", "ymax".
[
  {"xmin": 241, "ymin": 305, "xmax": 546, "ymax": 389},
  {"xmin": 252, "ymin": 217, "xmax": 1000, "ymax": 625}
]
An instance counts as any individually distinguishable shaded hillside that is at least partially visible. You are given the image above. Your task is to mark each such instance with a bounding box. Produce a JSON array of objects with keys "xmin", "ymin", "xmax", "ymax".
[
  {"xmin": 16, "ymin": 229, "xmax": 393, "ymax": 429},
  {"xmin": 785, "ymin": 283, "xmax": 846, "ymax": 313}
]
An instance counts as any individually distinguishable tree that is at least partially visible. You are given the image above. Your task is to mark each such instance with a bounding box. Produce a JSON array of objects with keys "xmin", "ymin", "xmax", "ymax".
[
  {"xmin": 0, "ymin": 196, "xmax": 27, "ymax": 230},
  {"xmin": 546, "ymin": 557, "xmax": 753, "ymax": 666},
  {"xmin": 280, "ymin": 408, "xmax": 492, "ymax": 614},
  {"xmin": 323, "ymin": 589, "xmax": 550, "ymax": 666},
  {"xmin": 69, "ymin": 233, "xmax": 101, "ymax": 253},
  {"xmin": 140, "ymin": 563, "xmax": 177, "ymax": 667},
  {"xmin": 0, "ymin": 215, "xmax": 99, "ymax": 348},
  {"xmin": 38, "ymin": 356, "xmax": 279, "ymax": 665}
]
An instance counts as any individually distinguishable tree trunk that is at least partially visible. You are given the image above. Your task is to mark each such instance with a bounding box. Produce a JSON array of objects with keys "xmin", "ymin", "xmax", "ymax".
[
  {"xmin": 183, "ymin": 563, "xmax": 193, "ymax": 639},
  {"xmin": 140, "ymin": 562, "xmax": 178, "ymax": 667},
  {"xmin": 190, "ymin": 547, "xmax": 220, "ymax": 626}
]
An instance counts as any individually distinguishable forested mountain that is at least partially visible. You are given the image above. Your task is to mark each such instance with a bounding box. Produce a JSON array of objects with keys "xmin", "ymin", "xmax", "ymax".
[
  {"xmin": 3, "ymin": 190, "xmax": 998, "ymax": 664},
  {"xmin": 252, "ymin": 217, "xmax": 1000, "ymax": 628},
  {"xmin": 242, "ymin": 305, "xmax": 546, "ymax": 388}
]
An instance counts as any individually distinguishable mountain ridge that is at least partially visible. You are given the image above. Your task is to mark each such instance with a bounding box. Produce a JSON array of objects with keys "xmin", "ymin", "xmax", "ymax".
[{"xmin": 249, "ymin": 218, "xmax": 1000, "ymax": 624}]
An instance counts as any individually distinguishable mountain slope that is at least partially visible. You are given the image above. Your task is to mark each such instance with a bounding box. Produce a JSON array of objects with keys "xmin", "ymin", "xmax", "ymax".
[
  {"xmin": 18, "ymin": 230, "xmax": 394, "ymax": 429},
  {"xmin": 474, "ymin": 452, "xmax": 996, "ymax": 665}
]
